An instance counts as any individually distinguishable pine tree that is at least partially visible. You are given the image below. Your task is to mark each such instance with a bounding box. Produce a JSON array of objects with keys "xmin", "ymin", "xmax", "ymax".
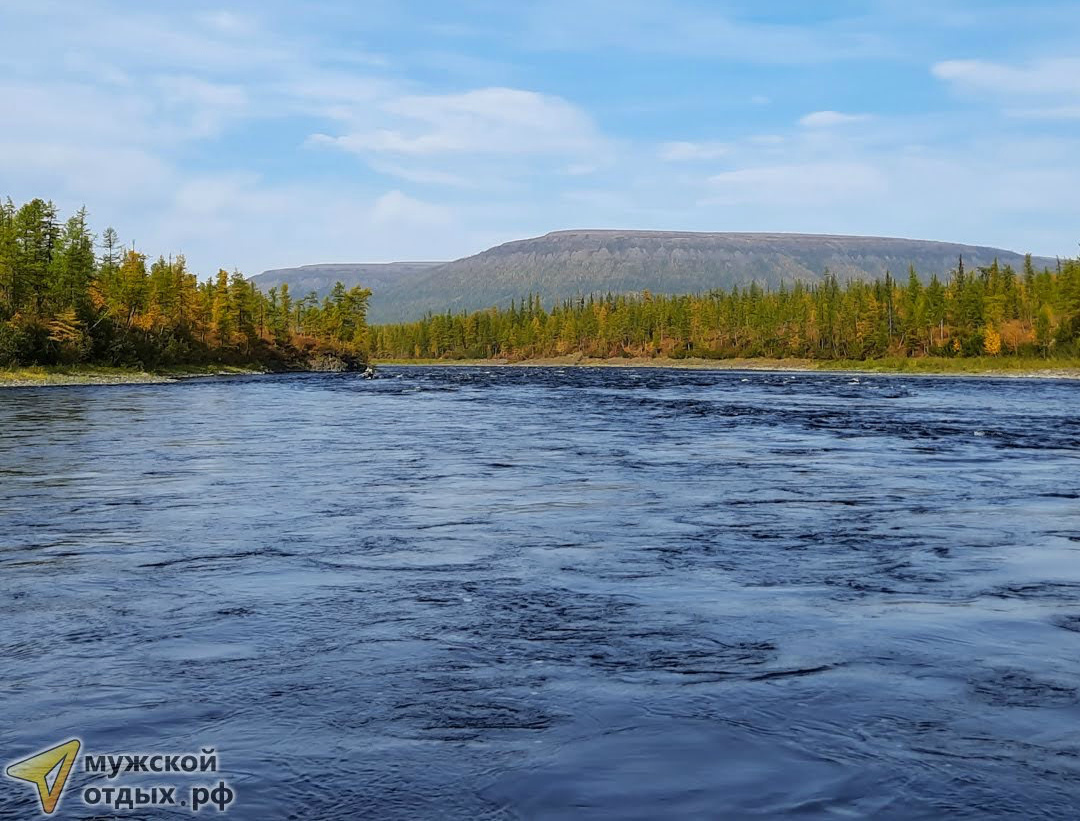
[
  {"xmin": 0, "ymin": 198, "xmax": 16, "ymax": 320},
  {"xmin": 206, "ymin": 269, "xmax": 229, "ymax": 344},
  {"xmin": 49, "ymin": 208, "xmax": 96, "ymax": 316},
  {"xmin": 13, "ymin": 198, "xmax": 59, "ymax": 315}
]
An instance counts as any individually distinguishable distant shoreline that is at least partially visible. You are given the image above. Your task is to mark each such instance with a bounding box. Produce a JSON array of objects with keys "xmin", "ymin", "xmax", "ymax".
[
  {"xmin": 4, "ymin": 357, "xmax": 1078, "ymax": 387},
  {"xmin": 374, "ymin": 355, "xmax": 1080, "ymax": 380}
]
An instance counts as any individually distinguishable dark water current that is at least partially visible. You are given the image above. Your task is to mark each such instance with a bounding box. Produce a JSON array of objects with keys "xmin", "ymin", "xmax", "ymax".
[{"xmin": 1, "ymin": 367, "xmax": 1079, "ymax": 819}]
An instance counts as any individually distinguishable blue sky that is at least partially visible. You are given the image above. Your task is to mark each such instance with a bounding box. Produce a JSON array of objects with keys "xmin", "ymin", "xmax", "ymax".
[{"xmin": 2, "ymin": 0, "xmax": 1079, "ymax": 275}]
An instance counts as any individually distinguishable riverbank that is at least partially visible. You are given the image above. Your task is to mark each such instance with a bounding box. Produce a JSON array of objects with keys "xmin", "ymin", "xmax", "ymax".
[
  {"xmin": 375, "ymin": 354, "xmax": 1080, "ymax": 379},
  {"xmin": 0, "ymin": 364, "xmax": 265, "ymax": 388},
  {"xmin": 5, "ymin": 356, "xmax": 1078, "ymax": 386}
]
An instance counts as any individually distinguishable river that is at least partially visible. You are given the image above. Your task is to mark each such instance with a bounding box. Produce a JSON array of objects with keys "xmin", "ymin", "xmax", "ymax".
[{"xmin": 2, "ymin": 367, "xmax": 1078, "ymax": 819}]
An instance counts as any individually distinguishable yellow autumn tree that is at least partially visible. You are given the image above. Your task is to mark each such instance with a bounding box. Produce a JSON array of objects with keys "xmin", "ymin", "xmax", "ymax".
[{"xmin": 47, "ymin": 308, "xmax": 88, "ymax": 362}]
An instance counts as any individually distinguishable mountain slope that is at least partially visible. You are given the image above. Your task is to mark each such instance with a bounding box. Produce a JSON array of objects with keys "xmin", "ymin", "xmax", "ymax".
[
  {"xmin": 251, "ymin": 262, "xmax": 443, "ymax": 301},
  {"xmin": 253, "ymin": 231, "xmax": 1056, "ymax": 324}
]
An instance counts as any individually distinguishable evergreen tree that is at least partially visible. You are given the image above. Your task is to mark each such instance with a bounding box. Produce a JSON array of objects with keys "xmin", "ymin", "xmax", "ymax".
[{"xmin": 13, "ymin": 198, "xmax": 59, "ymax": 315}]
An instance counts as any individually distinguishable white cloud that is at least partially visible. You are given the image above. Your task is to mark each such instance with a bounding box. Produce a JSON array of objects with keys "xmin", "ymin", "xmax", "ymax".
[
  {"xmin": 1005, "ymin": 105, "xmax": 1080, "ymax": 120},
  {"xmin": 152, "ymin": 76, "xmax": 249, "ymax": 138},
  {"xmin": 366, "ymin": 161, "xmax": 477, "ymax": 187},
  {"xmin": 933, "ymin": 58, "xmax": 1080, "ymax": 96},
  {"xmin": 154, "ymin": 178, "xmax": 480, "ymax": 272},
  {"xmin": 563, "ymin": 163, "xmax": 599, "ymax": 176},
  {"xmin": 313, "ymin": 87, "xmax": 603, "ymax": 157},
  {"xmin": 0, "ymin": 140, "xmax": 173, "ymax": 205},
  {"xmin": 370, "ymin": 190, "xmax": 453, "ymax": 225},
  {"xmin": 705, "ymin": 162, "xmax": 887, "ymax": 206},
  {"xmin": 659, "ymin": 141, "xmax": 731, "ymax": 161},
  {"xmin": 171, "ymin": 173, "xmax": 276, "ymax": 220},
  {"xmin": 0, "ymin": 79, "xmax": 148, "ymax": 143},
  {"xmin": 798, "ymin": 110, "xmax": 870, "ymax": 128},
  {"xmin": 933, "ymin": 57, "xmax": 1080, "ymax": 121}
]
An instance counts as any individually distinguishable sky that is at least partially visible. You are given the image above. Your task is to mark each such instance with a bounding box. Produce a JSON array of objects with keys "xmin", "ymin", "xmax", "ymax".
[{"xmin": 2, "ymin": 0, "xmax": 1079, "ymax": 276}]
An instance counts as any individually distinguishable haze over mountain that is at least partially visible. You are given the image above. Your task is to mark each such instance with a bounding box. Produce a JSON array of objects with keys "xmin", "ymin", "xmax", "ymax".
[{"xmin": 252, "ymin": 231, "xmax": 1057, "ymax": 324}]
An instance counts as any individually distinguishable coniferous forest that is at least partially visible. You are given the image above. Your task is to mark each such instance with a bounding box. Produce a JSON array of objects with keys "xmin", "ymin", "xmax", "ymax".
[
  {"xmin": 371, "ymin": 256, "xmax": 1080, "ymax": 363},
  {"xmin": 0, "ymin": 198, "xmax": 371, "ymax": 370},
  {"xmin": 5, "ymin": 196, "xmax": 1078, "ymax": 371}
]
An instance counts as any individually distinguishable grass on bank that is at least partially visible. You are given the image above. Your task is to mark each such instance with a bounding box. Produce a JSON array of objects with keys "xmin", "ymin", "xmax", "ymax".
[
  {"xmin": 0, "ymin": 363, "xmax": 263, "ymax": 386},
  {"xmin": 5, "ymin": 355, "xmax": 1078, "ymax": 386},
  {"xmin": 812, "ymin": 355, "xmax": 1080, "ymax": 375},
  {"xmin": 375, "ymin": 354, "xmax": 1080, "ymax": 376}
]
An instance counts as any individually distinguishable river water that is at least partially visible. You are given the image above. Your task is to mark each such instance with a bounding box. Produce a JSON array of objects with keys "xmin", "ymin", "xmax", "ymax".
[{"xmin": 1, "ymin": 367, "xmax": 1079, "ymax": 819}]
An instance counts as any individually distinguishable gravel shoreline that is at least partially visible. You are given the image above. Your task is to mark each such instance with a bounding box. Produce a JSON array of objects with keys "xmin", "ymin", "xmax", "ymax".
[
  {"xmin": 4, "ymin": 359, "xmax": 1078, "ymax": 386},
  {"xmin": 0, "ymin": 368, "xmax": 263, "ymax": 388},
  {"xmin": 375, "ymin": 356, "xmax": 1080, "ymax": 380}
]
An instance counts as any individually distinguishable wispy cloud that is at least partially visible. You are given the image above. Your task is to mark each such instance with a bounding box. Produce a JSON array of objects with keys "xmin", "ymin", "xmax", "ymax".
[
  {"xmin": 933, "ymin": 57, "xmax": 1080, "ymax": 120},
  {"xmin": 1005, "ymin": 105, "xmax": 1080, "ymax": 121},
  {"xmin": 659, "ymin": 141, "xmax": 731, "ymax": 162},
  {"xmin": 704, "ymin": 161, "xmax": 886, "ymax": 206},
  {"xmin": 798, "ymin": 111, "xmax": 870, "ymax": 128},
  {"xmin": 522, "ymin": 0, "xmax": 887, "ymax": 63},
  {"xmin": 933, "ymin": 58, "xmax": 1080, "ymax": 96},
  {"xmin": 365, "ymin": 161, "xmax": 477, "ymax": 188},
  {"xmin": 311, "ymin": 87, "xmax": 603, "ymax": 157}
]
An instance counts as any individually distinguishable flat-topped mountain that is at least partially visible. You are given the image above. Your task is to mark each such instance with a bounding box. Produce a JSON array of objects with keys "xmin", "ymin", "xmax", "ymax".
[{"xmin": 253, "ymin": 231, "xmax": 1056, "ymax": 324}]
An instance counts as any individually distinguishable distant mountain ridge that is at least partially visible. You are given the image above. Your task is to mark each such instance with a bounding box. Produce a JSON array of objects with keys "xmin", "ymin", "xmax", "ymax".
[
  {"xmin": 252, "ymin": 262, "xmax": 443, "ymax": 300},
  {"xmin": 251, "ymin": 230, "xmax": 1057, "ymax": 324}
]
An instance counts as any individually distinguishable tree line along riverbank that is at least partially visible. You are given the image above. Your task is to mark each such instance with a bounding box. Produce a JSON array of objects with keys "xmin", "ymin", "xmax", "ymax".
[
  {"xmin": 5, "ymin": 195, "xmax": 1078, "ymax": 382},
  {"xmin": 369, "ymin": 257, "xmax": 1080, "ymax": 363},
  {"xmin": 1, "ymin": 197, "xmax": 371, "ymax": 372}
]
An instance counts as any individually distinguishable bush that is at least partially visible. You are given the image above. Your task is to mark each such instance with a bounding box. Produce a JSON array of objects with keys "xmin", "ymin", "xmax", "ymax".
[
  {"xmin": 0, "ymin": 322, "xmax": 19, "ymax": 365},
  {"xmin": 0, "ymin": 318, "xmax": 52, "ymax": 364}
]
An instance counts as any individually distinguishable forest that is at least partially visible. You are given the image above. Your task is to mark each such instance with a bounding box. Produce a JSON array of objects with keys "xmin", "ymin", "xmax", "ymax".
[
  {"xmin": 6, "ymin": 195, "xmax": 1077, "ymax": 370},
  {"xmin": 371, "ymin": 256, "xmax": 1080, "ymax": 362},
  {"xmin": 0, "ymin": 197, "xmax": 371, "ymax": 369}
]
